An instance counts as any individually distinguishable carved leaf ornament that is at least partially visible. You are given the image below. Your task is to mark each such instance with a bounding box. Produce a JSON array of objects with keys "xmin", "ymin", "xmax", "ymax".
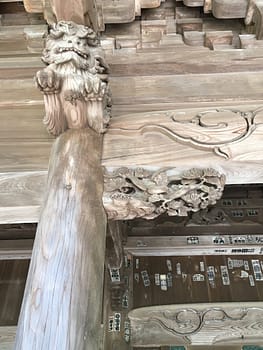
[
  {"xmin": 36, "ymin": 21, "xmax": 111, "ymax": 135},
  {"xmin": 103, "ymin": 167, "xmax": 226, "ymax": 220}
]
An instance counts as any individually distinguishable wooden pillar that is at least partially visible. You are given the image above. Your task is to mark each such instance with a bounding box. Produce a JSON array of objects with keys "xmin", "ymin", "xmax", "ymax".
[
  {"xmin": 15, "ymin": 20, "xmax": 110, "ymax": 348},
  {"xmin": 14, "ymin": 129, "xmax": 106, "ymax": 349}
]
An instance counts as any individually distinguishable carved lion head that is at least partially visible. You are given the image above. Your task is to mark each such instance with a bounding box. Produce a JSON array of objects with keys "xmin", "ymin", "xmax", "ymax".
[{"xmin": 42, "ymin": 21, "xmax": 108, "ymax": 73}]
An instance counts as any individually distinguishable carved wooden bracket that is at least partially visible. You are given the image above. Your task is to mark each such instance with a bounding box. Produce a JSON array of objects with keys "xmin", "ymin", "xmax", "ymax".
[
  {"xmin": 103, "ymin": 167, "xmax": 226, "ymax": 220},
  {"xmin": 36, "ymin": 21, "xmax": 111, "ymax": 135}
]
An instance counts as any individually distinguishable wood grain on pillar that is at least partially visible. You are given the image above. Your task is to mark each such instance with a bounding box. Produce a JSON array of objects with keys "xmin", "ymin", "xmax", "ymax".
[{"xmin": 14, "ymin": 129, "xmax": 106, "ymax": 350}]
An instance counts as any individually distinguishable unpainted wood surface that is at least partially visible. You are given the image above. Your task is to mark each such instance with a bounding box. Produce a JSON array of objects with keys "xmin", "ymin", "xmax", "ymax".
[
  {"xmin": 0, "ymin": 172, "xmax": 45, "ymax": 223},
  {"xmin": 0, "ymin": 240, "xmax": 33, "ymax": 260},
  {"xmin": 212, "ymin": 0, "xmax": 248, "ymax": 19},
  {"xmin": 0, "ymin": 260, "xmax": 29, "ymax": 326},
  {"xmin": 1, "ymin": 102, "xmax": 263, "ymax": 223},
  {"xmin": 0, "ymin": 326, "xmax": 16, "ymax": 350},
  {"xmin": 102, "ymin": 105, "xmax": 263, "ymax": 185},
  {"xmin": 132, "ymin": 255, "xmax": 263, "ymax": 308},
  {"xmin": 15, "ymin": 129, "xmax": 107, "ymax": 350},
  {"xmin": 129, "ymin": 301, "xmax": 263, "ymax": 346},
  {"xmin": 23, "ymin": 0, "xmax": 43, "ymax": 13}
]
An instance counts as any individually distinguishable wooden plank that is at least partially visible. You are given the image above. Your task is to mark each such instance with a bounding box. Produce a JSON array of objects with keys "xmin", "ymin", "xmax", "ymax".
[
  {"xmin": 0, "ymin": 2, "xmax": 25, "ymax": 13},
  {"xmin": 106, "ymin": 221, "xmax": 124, "ymax": 269},
  {"xmin": 0, "ymin": 224, "xmax": 36, "ymax": 240},
  {"xmin": 0, "ymin": 79, "xmax": 42, "ymax": 107},
  {"xmin": 102, "ymin": 0, "xmax": 136, "ymax": 23},
  {"xmin": 4, "ymin": 68, "xmax": 263, "ymax": 109},
  {"xmin": 183, "ymin": 0, "xmax": 204, "ymax": 6},
  {"xmin": 106, "ymin": 45, "xmax": 263, "ymax": 65},
  {"xmin": 125, "ymin": 236, "xmax": 263, "ymax": 256},
  {"xmin": 0, "ymin": 142, "xmax": 51, "ymax": 171},
  {"xmin": 0, "ymin": 171, "xmax": 46, "ymax": 224},
  {"xmin": 110, "ymin": 72, "xmax": 263, "ymax": 105},
  {"xmin": 132, "ymin": 255, "xmax": 263, "ymax": 307},
  {"xmin": 0, "ymin": 57, "xmax": 43, "ymax": 70},
  {"xmin": 133, "ymin": 256, "xmax": 208, "ymax": 308},
  {"xmin": 0, "ymin": 106, "xmax": 52, "ymax": 140},
  {"xmin": 0, "ymin": 326, "xmax": 16, "ymax": 350},
  {"xmin": 0, "ymin": 206, "xmax": 41, "ymax": 224},
  {"xmin": 0, "ymin": 260, "xmax": 29, "ymax": 326},
  {"xmin": 0, "ymin": 240, "xmax": 33, "ymax": 259},
  {"xmin": 212, "ymin": 0, "xmax": 248, "ymax": 19}
]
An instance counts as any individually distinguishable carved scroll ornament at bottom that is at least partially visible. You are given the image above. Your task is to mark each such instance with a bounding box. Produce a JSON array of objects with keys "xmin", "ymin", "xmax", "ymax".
[
  {"xmin": 103, "ymin": 167, "xmax": 226, "ymax": 220},
  {"xmin": 129, "ymin": 305, "xmax": 263, "ymax": 346}
]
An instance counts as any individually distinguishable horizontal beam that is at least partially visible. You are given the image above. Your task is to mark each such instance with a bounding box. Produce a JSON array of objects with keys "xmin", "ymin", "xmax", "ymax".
[
  {"xmin": 1, "ymin": 102, "xmax": 263, "ymax": 222},
  {"xmin": 129, "ymin": 302, "xmax": 263, "ymax": 346},
  {"xmin": 0, "ymin": 326, "xmax": 16, "ymax": 350},
  {"xmin": 125, "ymin": 235, "xmax": 263, "ymax": 256},
  {"xmin": 0, "ymin": 171, "xmax": 45, "ymax": 223},
  {"xmin": 103, "ymin": 104, "xmax": 263, "ymax": 178},
  {"xmin": 0, "ymin": 239, "xmax": 33, "ymax": 259}
]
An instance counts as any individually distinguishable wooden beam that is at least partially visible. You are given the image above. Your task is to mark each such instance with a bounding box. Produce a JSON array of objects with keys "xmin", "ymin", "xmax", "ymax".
[
  {"xmin": 0, "ymin": 239, "xmax": 33, "ymax": 259},
  {"xmin": 0, "ymin": 326, "xmax": 16, "ymax": 350},
  {"xmin": 124, "ymin": 235, "xmax": 263, "ymax": 256},
  {"xmin": 212, "ymin": 0, "xmax": 248, "ymax": 19},
  {"xmin": 1, "ymin": 102, "xmax": 263, "ymax": 223},
  {"xmin": 129, "ymin": 302, "xmax": 263, "ymax": 346},
  {"xmin": 14, "ymin": 129, "xmax": 107, "ymax": 349},
  {"xmin": 106, "ymin": 221, "xmax": 124, "ymax": 269},
  {"xmin": 0, "ymin": 171, "xmax": 45, "ymax": 224},
  {"xmin": 102, "ymin": 105, "xmax": 263, "ymax": 181}
]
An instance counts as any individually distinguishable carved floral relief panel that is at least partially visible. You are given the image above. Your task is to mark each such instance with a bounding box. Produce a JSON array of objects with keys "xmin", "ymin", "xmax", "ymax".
[{"xmin": 103, "ymin": 167, "xmax": 225, "ymax": 220}]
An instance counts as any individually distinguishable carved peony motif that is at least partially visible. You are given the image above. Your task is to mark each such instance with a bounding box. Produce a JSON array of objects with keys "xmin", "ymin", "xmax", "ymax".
[
  {"xmin": 36, "ymin": 21, "xmax": 111, "ymax": 135},
  {"xmin": 103, "ymin": 167, "xmax": 225, "ymax": 220}
]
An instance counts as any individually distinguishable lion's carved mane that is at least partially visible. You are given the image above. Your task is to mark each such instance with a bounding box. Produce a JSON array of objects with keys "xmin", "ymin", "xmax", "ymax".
[{"xmin": 36, "ymin": 21, "xmax": 111, "ymax": 135}]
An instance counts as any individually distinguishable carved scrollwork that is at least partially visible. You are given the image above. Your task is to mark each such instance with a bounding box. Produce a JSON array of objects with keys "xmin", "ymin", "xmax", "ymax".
[
  {"xmin": 129, "ymin": 305, "xmax": 263, "ymax": 346},
  {"xmin": 103, "ymin": 167, "xmax": 226, "ymax": 220},
  {"xmin": 36, "ymin": 21, "xmax": 111, "ymax": 135},
  {"xmin": 166, "ymin": 108, "xmax": 262, "ymax": 158},
  {"xmin": 111, "ymin": 107, "xmax": 263, "ymax": 159}
]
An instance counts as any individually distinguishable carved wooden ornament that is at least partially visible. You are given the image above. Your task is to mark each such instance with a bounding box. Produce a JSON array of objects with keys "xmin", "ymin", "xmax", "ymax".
[
  {"xmin": 36, "ymin": 21, "xmax": 111, "ymax": 135},
  {"xmin": 103, "ymin": 167, "xmax": 226, "ymax": 220},
  {"xmin": 129, "ymin": 304, "xmax": 263, "ymax": 346}
]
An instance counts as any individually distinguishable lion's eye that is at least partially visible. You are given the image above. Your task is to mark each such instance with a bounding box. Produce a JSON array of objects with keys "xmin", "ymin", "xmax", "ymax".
[{"xmin": 77, "ymin": 41, "xmax": 80, "ymax": 45}]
